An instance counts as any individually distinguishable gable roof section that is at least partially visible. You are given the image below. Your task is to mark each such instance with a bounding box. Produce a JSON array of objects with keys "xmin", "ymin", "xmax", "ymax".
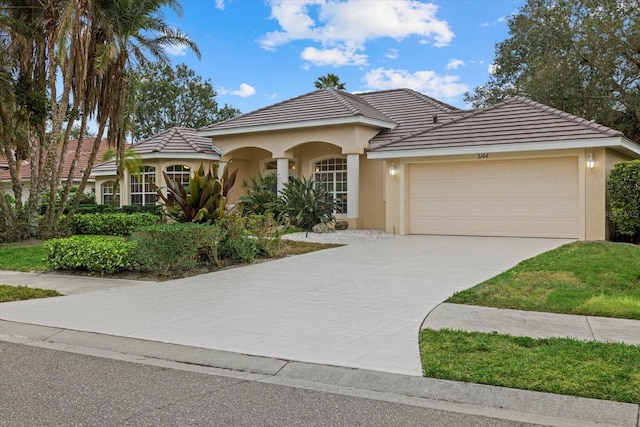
[
  {"xmin": 199, "ymin": 88, "xmax": 396, "ymax": 136},
  {"xmin": 369, "ymin": 97, "xmax": 639, "ymax": 157},
  {"xmin": 91, "ymin": 127, "xmax": 220, "ymax": 176},
  {"xmin": 132, "ymin": 127, "xmax": 221, "ymax": 156},
  {"xmin": 1, "ymin": 138, "xmax": 110, "ymax": 181},
  {"xmin": 358, "ymin": 89, "xmax": 461, "ymax": 145}
]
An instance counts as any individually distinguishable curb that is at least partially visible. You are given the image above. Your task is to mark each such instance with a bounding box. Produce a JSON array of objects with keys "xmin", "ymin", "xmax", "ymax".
[{"xmin": 2, "ymin": 320, "xmax": 638, "ymax": 427}]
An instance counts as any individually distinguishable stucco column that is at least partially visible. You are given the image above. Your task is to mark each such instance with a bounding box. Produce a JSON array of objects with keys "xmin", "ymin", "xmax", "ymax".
[
  {"xmin": 347, "ymin": 153, "xmax": 360, "ymax": 219},
  {"xmin": 276, "ymin": 158, "xmax": 289, "ymax": 193}
]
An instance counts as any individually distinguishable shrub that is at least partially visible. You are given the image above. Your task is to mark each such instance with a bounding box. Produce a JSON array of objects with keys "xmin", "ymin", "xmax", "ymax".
[
  {"xmin": 276, "ymin": 177, "xmax": 339, "ymax": 231},
  {"xmin": 607, "ymin": 160, "xmax": 640, "ymax": 243},
  {"xmin": 240, "ymin": 173, "xmax": 280, "ymax": 217},
  {"xmin": 71, "ymin": 212, "xmax": 159, "ymax": 236},
  {"xmin": 156, "ymin": 163, "xmax": 237, "ymax": 223},
  {"xmin": 131, "ymin": 223, "xmax": 205, "ymax": 274},
  {"xmin": 246, "ymin": 213, "xmax": 282, "ymax": 257},
  {"xmin": 219, "ymin": 215, "xmax": 260, "ymax": 263},
  {"xmin": 44, "ymin": 235, "xmax": 137, "ymax": 274}
]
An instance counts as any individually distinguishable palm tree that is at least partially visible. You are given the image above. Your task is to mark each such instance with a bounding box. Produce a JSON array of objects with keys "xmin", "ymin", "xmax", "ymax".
[
  {"xmin": 62, "ymin": 0, "xmax": 200, "ymax": 221},
  {"xmin": 314, "ymin": 73, "xmax": 346, "ymax": 90}
]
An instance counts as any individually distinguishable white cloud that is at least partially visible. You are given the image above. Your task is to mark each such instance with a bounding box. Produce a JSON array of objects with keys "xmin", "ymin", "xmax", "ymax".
[
  {"xmin": 259, "ymin": 0, "xmax": 453, "ymax": 67},
  {"xmin": 219, "ymin": 83, "xmax": 256, "ymax": 98},
  {"xmin": 164, "ymin": 43, "xmax": 188, "ymax": 57},
  {"xmin": 214, "ymin": 0, "xmax": 225, "ymax": 10},
  {"xmin": 446, "ymin": 59, "xmax": 464, "ymax": 70},
  {"xmin": 301, "ymin": 46, "xmax": 367, "ymax": 66},
  {"xmin": 385, "ymin": 48, "xmax": 399, "ymax": 59},
  {"xmin": 488, "ymin": 63, "xmax": 499, "ymax": 75},
  {"xmin": 363, "ymin": 67, "xmax": 468, "ymax": 99}
]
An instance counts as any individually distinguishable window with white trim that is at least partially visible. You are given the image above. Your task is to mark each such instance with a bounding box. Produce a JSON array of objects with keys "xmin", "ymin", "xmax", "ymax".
[
  {"xmin": 130, "ymin": 166, "xmax": 157, "ymax": 206},
  {"xmin": 165, "ymin": 164, "xmax": 191, "ymax": 187},
  {"xmin": 314, "ymin": 158, "xmax": 347, "ymax": 214},
  {"xmin": 102, "ymin": 180, "xmax": 120, "ymax": 207}
]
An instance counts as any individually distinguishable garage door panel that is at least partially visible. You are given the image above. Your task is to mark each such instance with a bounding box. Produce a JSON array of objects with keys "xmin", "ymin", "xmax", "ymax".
[{"xmin": 408, "ymin": 158, "xmax": 579, "ymax": 238}]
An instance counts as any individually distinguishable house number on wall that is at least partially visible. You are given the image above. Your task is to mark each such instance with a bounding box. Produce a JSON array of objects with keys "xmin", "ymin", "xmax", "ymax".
[{"xmin": 476, "ymin": 153, "xmax": 489, "ymax": 159}]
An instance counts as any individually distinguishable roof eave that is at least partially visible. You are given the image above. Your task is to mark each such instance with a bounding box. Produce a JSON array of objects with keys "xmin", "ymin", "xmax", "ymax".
[
  {"xmin": 367, "ymin": 136, "xmax": 640, "ymax": 159},
  {"xmin": 199, "ymin": 116, "xmax": 396, "ymax": 137}
]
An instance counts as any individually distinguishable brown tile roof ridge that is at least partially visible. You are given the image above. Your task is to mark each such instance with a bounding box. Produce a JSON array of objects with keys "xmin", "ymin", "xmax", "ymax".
[
  {"xmin": 514, "ymin": 97, "xmax": 623, "ymax": 137},
  {"xmin": 359, "ymin": 88, "xmax": 460, "ymax": 113},
  {"xmin": 199, "ymin": 90, "xmax": 325, "ymax": 131},
  {"xmin": 400, "ymin": 88, "xmax": 461, "ymax": 112},
  {"xmin": 132, "ymin": 127, "xmax": 220, "ymax": 154},
  {"xmin": 326, "ymin": 89, "xmax": 389, "ymax": 121}
]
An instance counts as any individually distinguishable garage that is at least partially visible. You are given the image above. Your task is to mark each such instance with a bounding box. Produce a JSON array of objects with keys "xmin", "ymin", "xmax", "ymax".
[{"xmin": 408, "ymin": 157, "xmax": 579, "ymax": 238}]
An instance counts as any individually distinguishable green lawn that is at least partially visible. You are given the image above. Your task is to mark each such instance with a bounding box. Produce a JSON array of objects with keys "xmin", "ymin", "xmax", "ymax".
[
  {"xmin": 0, "ymin": 242, "xmax": 47, "ymax": 272},
  {"xmin": 448, "ymin": 242, "xmax": 640, "ymax": 319},
  {"xmin": 419, "ymin": 329, "xmax": 640, "ymax": 404},
  {"xmin": 0, "ymin": 284, "xmax": 61, "ymax": 302}
]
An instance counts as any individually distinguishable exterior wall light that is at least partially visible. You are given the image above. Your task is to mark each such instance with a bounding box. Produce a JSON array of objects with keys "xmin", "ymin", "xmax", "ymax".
[
  {"xmin": 587, "ymin": 153, "xmax": 595, "ymax": 169},
  {"xmin": 389, "ymin": 162, "xmax": 397, "ymax": 176}
]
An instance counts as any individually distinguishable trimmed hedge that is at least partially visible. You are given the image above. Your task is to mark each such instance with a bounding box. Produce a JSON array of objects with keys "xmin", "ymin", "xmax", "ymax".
[
  {"xmin": 44, "ymin": 235, "xmax": 137, "ymax": 274},
  {"xmin": 71, "ymin": 212, "xmax": 160, "ymax": 236}
]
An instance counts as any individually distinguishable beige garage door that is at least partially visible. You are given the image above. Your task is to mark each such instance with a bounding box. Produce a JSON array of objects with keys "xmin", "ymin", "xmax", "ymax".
[{"xmin": 408, "ymin": 158, "xmax": 579, "ymax": 238}]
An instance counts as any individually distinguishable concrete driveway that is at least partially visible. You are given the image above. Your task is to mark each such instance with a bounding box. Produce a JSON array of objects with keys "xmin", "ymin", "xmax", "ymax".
[{"xmin": 0, "ymin": 235, "xmax": 571, "ymax": 376}]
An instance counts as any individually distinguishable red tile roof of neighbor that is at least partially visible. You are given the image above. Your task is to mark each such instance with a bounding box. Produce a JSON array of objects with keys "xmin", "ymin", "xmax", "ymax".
[{"xmin": 0, "ymin": 138, "xmax": 110, "ymax": 181}]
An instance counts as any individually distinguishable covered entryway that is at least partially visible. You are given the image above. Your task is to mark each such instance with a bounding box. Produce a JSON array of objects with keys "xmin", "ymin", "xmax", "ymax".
[{"xmin": 408, "ymin": 157, "xmax": 579, "ymax": 238}]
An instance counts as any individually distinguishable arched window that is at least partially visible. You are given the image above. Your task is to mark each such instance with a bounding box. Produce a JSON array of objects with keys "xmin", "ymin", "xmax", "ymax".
[
  {"xmin": 130, "ymin": 166, "xmax": 156, "ymax": 206},
  {"xmin": 165, "ymin": 164, "xmax": 191, "ymax": 187},
  {"xmin": 314, "ymin": 158, "xmax": 347, "ymax": 214},
  {"xmin": 102, "ymin": 181, "xmax": 119, "ymax": 207}
]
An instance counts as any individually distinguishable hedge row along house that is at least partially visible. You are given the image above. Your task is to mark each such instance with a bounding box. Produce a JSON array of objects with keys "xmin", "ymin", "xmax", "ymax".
[{"xmin": 86, "ymin": 88, "xmax": 639, "ymax": 240}]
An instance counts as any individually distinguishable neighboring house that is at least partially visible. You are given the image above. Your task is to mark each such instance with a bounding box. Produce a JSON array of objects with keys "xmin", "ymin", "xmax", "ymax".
[
  {"xmin": 198, "ymin": 88, "xmax": 640, "ymax": 240},
  {"xmin": 92, "ymin": 127, "xmax": 221, "ymax": 207},
  {"xmin": 1, "ymin": 138, "xmax": 110, "ymax": 200}
]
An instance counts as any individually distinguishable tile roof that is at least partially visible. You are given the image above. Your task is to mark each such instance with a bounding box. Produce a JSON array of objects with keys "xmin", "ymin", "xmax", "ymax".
[
  {"xmin": 357, "ymin": 89, "xmax": 461, "ymax": 144},
  {"xmin": 132, "ymin": 127, "xmax": 221, "ymax": 155},
  {"xmin": 200, "ymin": 88, "xmax": 395, "ymax": 132},
  {"xmin": 371, "ymin": 97, "xmax": 625, "ymax": 153},
  {"xmin": 0, "ymin": 138, "xmax": 110, "ymax": 181}
]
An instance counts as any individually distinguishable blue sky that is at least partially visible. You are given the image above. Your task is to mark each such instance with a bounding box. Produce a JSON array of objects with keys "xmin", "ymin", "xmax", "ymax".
[{"xmin": 161, "ymin": 0, "xmax": 525, "ymax": 114}]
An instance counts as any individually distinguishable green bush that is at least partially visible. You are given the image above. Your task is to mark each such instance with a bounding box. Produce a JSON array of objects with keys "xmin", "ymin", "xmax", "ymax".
[
  {"xmin": 276, "ymin": 177, "xmax": 339, "ymax": 231},
  {"xmin": 607, "ymin": 160, "xmax": 640, "ymax": 243},
  {"xmin": 131, "ymin": 223, "xmax": 205, "ymax": 274},
  {"xmin": 218, "ymin": 215, "xmax": 260, "ymax": 263},
  {"xmin": 44, "ymin": 235, "xmax": 137, "ymax": 274},
  {"xmin": 240, "ymin": 173, "xmax": 280, "ymax": 217},
  {"xmin": 71, "ymin": 212, "xmax": 159, "ymax": 236},
  {"xmin": 246, "ymin": 213, "xmax": 282, "ymax": 257}
]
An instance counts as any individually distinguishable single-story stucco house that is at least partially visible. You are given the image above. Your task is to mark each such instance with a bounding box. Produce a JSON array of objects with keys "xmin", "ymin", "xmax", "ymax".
[{"xmin": 94, "ymin": 88, "xmax": 640, "ymax": 240}]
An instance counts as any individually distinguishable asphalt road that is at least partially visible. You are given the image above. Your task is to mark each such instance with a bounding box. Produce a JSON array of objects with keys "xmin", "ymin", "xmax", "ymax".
[{"xmin": 0, "ymin": 341, "xmax": 541, "ymax": 427}]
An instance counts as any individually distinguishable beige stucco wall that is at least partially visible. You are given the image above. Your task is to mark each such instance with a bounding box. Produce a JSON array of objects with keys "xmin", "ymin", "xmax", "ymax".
[
  {"xmin": 213, "ymin": 124, "xmax": 386, "ymax": 229},
  {"xmin": 95, "ymin": 158, "xmax": 218, "ymax": 206}
]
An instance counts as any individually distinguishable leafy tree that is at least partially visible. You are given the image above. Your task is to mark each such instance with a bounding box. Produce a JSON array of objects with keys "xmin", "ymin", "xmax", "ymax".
[
  {"xmin": 465, "ymin": 0, "xmax": 640, "ymax": 141},
  {"xmin": 130, "ymin": 63, "xmax": 240, "ymax": 141},
  {"xmin": 314, "ymin": 73, "xmax": 346, "ymax": 90}
]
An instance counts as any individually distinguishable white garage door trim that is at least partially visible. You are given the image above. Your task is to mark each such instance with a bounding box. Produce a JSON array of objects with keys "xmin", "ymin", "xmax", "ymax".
[{"xmin": 407, "ymin": 157, "xmax": 580, "ymax": 238}]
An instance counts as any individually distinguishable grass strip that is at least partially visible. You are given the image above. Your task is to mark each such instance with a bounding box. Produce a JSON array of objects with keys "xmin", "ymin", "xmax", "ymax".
[
  {"xmin": 419, "ymin": 328, "xmax": 640, "ymax": 404},
  {"xmin": 0, "ymin": 242, "xmax": 47, "ymax": 272},
  {"xmin": 0, "ymin": 285, "xmax": 61, "ymax": 302},
  {"xmin": 448, "ymin": 242, "xmax": 640, "ymax": 320}
]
